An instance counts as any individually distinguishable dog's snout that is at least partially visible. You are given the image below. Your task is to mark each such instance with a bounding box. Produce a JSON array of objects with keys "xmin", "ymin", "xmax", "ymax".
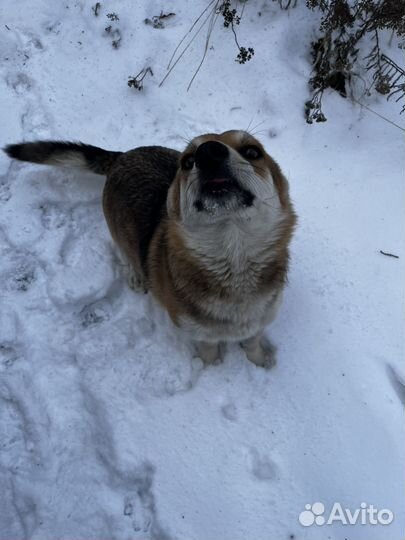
[{"xmin": 195, "ymin": 141, "xmax": 229, "ymax": 170}]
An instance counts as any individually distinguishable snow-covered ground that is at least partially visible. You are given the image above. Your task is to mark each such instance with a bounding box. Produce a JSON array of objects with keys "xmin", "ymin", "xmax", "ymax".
[{"xmin": 0, "ymin": 1, "xmax": 404, "ymax": 539}]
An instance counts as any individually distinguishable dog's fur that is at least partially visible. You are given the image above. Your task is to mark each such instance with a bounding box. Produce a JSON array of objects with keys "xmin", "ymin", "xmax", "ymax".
[{"xmin": 5, "ymin": 130, "xmax": 296, "ymax": 367}]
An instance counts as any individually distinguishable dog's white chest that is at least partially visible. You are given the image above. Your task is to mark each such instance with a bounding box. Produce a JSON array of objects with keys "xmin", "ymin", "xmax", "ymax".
[
  {"xmin": 180, "ymin": 287, "xmax": 282, "ymax": 342},
  {"xmin": 181, "ymin": 214, "xmax": 285, "ymax": 342}
]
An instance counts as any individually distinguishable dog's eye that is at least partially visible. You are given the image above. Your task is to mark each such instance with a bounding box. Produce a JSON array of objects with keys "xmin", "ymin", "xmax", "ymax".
[
  {"xmin": 240, "ymin": 145, "xmax": 263, "ymax": 160},
  {"xmin": 181, "ymin": 154, "xmax": 195, "ymax": 171}
]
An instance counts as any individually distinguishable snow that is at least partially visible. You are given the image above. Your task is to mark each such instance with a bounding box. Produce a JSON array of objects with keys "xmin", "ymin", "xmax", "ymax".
[{"xmin": 0, "ymin": 1, "xmax": 404, "ymax": 539}]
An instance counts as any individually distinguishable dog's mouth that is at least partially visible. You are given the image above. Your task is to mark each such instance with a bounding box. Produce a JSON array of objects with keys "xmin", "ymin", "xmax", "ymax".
[
  {"xmin": 202, "ymin": 177, "xmax": 237, "ymax": 196},
  {"xmin": 194, "ymin": 174, "xmax": 254, "ymax": 213}
]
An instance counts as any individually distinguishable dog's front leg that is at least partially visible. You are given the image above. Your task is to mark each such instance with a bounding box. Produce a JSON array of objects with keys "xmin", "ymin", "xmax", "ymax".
[
  {"xmin": 240, "ymin": 333, "xmax": 277, "ymax": 369},
  {"xmin": 195, "ymin": 341, "xmax": 225, "ymax": 365}
]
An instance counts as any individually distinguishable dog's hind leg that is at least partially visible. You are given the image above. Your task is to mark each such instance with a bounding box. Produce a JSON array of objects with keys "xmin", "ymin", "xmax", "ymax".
[
  {"xmin": 127, "ymin": 265, "xmax": 147, "ymax": 293},
  {"xmin": 115, "ymin": 248, "xmax": 147, "ymax": 293}
]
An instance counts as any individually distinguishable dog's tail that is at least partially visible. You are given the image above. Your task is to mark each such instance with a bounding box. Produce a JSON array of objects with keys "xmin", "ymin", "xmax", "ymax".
[{"xmin": 4, "ymin": 141, "xmax": 122, "ymax": 175}]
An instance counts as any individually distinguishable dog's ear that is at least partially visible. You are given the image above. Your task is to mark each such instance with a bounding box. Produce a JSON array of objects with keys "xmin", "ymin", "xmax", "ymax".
[{"xmin": 265, "ymin": 156, "xmax": 292, "ymax": 209}]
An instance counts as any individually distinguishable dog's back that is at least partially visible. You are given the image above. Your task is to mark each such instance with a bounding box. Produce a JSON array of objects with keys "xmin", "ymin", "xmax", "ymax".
[{"xmin": 103, "ymin": 146, "xmax": 179, "ymax": 279}]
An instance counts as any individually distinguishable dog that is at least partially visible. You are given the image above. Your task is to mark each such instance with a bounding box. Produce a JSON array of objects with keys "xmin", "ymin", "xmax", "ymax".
[{"xmin": 4, "ymin": 130, "xmax": 296, "ymax": 367}]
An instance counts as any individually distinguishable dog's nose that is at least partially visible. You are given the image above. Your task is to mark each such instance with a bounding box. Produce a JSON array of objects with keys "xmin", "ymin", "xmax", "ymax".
[{"xmin": 195, "ymin": 141, "xmax": 229, "ymax": 170}]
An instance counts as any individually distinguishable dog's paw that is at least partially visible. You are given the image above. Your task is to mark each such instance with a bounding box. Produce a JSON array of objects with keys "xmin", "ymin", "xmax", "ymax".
[
  {"xmin": 195, "ymin": 341, "xmax": 225, "ymax": 366},
  {"xmin": 127, "ymin": 269, "xmax": 147, "ymax": 294},
  {"xmin": 241, "ymin": 336, "xmax": 277, "ymax": 369}
]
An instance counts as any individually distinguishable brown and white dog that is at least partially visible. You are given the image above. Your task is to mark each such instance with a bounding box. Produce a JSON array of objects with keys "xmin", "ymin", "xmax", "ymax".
[{"xmin": 5, "ymin": 130, "xmax": 296, "ymax": 367}]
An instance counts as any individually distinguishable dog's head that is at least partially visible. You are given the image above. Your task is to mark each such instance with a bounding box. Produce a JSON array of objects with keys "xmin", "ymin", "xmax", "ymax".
[{"xmin": 168, "ymin": 130, "xmax": 292, "ymax": 226}]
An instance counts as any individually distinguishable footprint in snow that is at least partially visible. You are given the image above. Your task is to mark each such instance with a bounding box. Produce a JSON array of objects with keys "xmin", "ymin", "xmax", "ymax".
[
  {"xmin": 0, "ymin": 345, "xmax": 20, "ymax": 371},
  {"xmin": 122, "ymin": 486, "xmax": 170, "ymax": 539},
  {"xmin": 0, "ymin": 380, "xmax": 45, "ymax": 474},
  {"xmin": 80, "ymin": 299, "xmax": 113, "ymax": 328},
  {"xmin": 21, "ymin": 101, "xmax": 51, "ymax": 138},
  {"xmin": 47, "ymin": 227, "xmax": 115, "ymax": 307},
  {"xmin": 39, "ymin": 201, "xmax": 70, "ymax": 230},
  {"xmin": 5, "ymin": 72, "xmax": 33, "ymax": 95},
  {"xmin": 248, "ymin": 448, "xmax": 278, "ymax": 482},
  {"xmin": 221, "ymin": 402, "xmax": 238, "ymax": 422},
  {"xmin": 1, "ymin": 248, "xmax": 38, "ymax": 293}
]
